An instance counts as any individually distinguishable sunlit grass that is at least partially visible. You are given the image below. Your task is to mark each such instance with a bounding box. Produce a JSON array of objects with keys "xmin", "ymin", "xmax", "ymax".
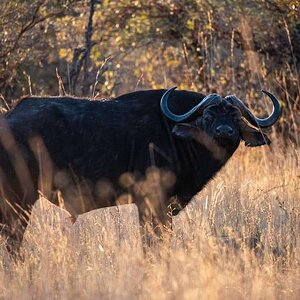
[{"xmin": 0, "ymin": 137, "xmax": 299, "ymax": 299}]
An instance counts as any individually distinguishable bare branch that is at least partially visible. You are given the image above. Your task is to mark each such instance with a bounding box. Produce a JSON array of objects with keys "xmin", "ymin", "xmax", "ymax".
[
  {"xmin": 0, "ymin": 5, "xmax": 67, "ymax": 59},
  {"xmin": 82, "ymin": 0, "xmax": 99, "ymax": 96}
]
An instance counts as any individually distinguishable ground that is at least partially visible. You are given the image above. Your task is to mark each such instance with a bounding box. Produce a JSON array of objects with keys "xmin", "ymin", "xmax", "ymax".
[{"xmin": 1, "ymin": 138, "xmax": 300, "ymax": 299}]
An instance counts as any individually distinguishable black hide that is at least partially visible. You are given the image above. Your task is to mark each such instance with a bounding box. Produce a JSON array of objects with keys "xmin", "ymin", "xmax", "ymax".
[{"xmin": 0, "ymin": 89, "xmax": 264, "ymax": 239}]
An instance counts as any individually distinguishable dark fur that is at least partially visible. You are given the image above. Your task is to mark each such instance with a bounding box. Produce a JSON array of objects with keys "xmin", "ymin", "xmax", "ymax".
[{"xmin": 0, "ymin": 89, "xmax": 270, "ymax": 241}]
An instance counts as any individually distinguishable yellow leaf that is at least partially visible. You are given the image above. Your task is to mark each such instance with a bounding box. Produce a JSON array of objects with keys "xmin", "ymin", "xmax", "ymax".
[
  {"xmin": 59, "ymin": 48, "xmax": 68, "ymax": 59},
  {"xmin": 186, "ymin": 19, "xmax": 195, "ymax": 30}
]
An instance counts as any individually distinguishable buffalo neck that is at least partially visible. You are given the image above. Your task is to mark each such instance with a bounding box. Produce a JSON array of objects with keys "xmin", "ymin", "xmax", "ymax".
[{"xmin": 172, "ymin": 137, "xmax": 233, "ymax": 206}]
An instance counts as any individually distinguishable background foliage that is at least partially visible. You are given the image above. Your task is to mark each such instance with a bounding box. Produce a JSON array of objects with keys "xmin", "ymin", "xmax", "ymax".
[
  {"xmin": 0, "ymin": 0, "xmax": 299, "ymax": 140},
  {"xmin": 1, "ymin": 3, "xmax": 300, "ymax": 298}
]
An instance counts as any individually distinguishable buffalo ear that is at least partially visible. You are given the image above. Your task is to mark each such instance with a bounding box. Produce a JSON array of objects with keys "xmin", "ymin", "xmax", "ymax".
[
  {"xmin": 172, "ymin": 123, "xmax": 197, "ymax": 140},
  {"xmin": 240, "ymin": 122, "xmax": 271, "ymax": 147}
]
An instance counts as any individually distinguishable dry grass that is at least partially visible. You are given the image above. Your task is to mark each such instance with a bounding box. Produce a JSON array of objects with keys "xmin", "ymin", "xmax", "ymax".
[{"xmin": 0, "ymin": 137, "xmax": 300, "ymax": 300}]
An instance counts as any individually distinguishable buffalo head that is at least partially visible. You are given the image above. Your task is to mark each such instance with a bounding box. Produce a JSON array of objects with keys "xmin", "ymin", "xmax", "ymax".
[{"xmin": 161, "ymin": 87, "xmax": 281, "ymax": 159}]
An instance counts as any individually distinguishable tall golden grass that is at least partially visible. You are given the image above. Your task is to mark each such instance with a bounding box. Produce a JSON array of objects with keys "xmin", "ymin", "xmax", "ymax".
[{"xmin": 0, "ymin": 136, "xmax": 299, "ymax": 299}]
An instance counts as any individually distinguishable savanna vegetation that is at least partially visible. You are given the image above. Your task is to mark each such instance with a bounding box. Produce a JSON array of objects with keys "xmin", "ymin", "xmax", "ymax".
[{"xmin": 0, "ymin": 0, "xmax": 299, "ymax": 299}]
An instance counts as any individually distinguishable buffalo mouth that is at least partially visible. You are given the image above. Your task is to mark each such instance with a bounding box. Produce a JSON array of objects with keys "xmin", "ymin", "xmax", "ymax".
[{"xmin": 214, "ymin": 134, "xmax": 236, "ymax": 147}]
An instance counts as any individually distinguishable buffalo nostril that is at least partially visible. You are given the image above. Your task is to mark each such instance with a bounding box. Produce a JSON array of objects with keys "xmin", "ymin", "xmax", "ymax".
[{"xmin": 216, "ymin": 125, "xmax": 233, "ymax": 136}]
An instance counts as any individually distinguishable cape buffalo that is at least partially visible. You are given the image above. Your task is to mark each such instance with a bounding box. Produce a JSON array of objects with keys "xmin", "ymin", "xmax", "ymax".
[{"xmin": 0, "ymin": 87, "xmax": 281, "ymax": 243}]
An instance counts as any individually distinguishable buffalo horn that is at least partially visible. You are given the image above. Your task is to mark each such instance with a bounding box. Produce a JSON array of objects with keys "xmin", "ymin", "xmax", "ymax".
[
  {"xmin": 161, "ymin": 87, "xmax": 281, "ymax": 128},
  {"xmin": 225, "ymin": 90, "xmax": 281, "ymax": 128},
  {"xmin": 160, "ymin": 87, "xmax": 221, "ymax": 122}
]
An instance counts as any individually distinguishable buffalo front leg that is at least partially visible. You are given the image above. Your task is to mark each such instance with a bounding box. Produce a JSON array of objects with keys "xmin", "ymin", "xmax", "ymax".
[{"xmin": 136, "ymin": 196, "xmax": 172, "ymax": 247}]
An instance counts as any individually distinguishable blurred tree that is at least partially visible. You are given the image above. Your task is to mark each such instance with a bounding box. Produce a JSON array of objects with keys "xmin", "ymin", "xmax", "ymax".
[
  {"xmin": 0, "ymin": 0, "xmax": 299, "ymax": 140},
  {"xmin": 0, "ymin": 0, "xmax": 79, "ymax": 98}
]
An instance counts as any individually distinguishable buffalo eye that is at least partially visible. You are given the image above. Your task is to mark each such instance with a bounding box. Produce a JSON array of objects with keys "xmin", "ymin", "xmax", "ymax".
[
  {"xmin": 195, "ymin": 118, "xmax": 201, "ymax": 127},
  {"xmin": 203, "ymin": 115, "xmax": 213, "ymax": 125},
  {"xmin": 233, "ymin": 115, "xmax": 241, "ymax": 123},
  {"xmin": 232, "ymin": 111, "xmax": 242, "ymax": 123}
]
